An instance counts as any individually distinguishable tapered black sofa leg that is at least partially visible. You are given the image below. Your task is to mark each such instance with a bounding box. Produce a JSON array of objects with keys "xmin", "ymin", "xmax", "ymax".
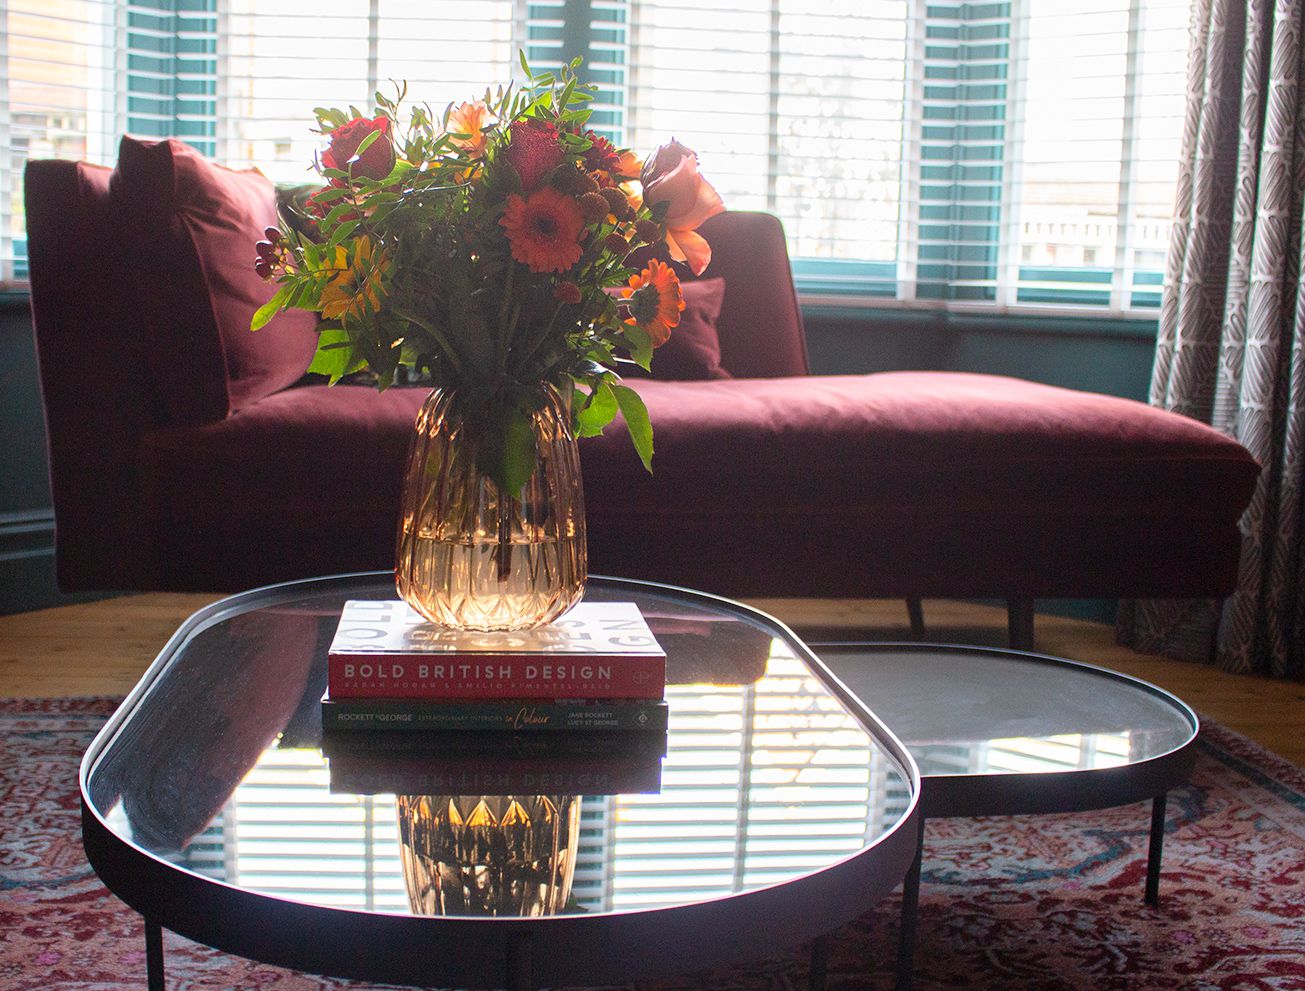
[
  {"xmin": 906, "ymin": 598, "xmax": 925, "ymax": 638},
  {"xmin": 1007, "ymin": 598, "xmax": 1035, "ymax": 650}
]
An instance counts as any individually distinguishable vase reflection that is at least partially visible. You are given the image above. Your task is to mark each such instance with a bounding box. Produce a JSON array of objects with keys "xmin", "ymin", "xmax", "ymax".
[{"xmin": 396, "ymin": 793, "xmax": 582, "ymax": 916}]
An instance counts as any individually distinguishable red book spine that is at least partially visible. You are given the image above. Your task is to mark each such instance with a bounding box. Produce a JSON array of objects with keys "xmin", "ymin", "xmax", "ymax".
[{"xmin": 327, "ymin": 653, "xmax": 666, "ymax": 700}]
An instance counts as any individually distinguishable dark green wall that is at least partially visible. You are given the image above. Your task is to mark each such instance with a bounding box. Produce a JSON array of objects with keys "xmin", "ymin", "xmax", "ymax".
[
  {"xmin": 803, "ymin": 306, "xmax": 1157, "ymax": 401},
  {"xmin": 1, "ymin": 297, "xmax": 62, "ymax": 613},
  {"xmin": 0, "ymin": 297, "xmax": 1159, "ymax": 617}
]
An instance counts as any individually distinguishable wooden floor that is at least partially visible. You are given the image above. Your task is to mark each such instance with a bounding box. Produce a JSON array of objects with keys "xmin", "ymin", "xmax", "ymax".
[{"xmin": 2, "ymin": 593, "xmax": 1302, "ymax": 767}]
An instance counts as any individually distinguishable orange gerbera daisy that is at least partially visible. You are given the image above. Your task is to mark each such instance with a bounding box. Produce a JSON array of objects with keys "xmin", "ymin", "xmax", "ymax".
[
  {"xmin": 319, "ymin": 236, "xmax": 389, "ymax": 320},
  {"xmin": 447, "ymin": 100, "xmax": 491, "ymax": 159},
  {"xmin": 622, "ymin": 259, "xmax": 684, "ymax": 347},
  {"xmin": 499, "ymin": 187, "xmax": 585, "ymax": 274}
]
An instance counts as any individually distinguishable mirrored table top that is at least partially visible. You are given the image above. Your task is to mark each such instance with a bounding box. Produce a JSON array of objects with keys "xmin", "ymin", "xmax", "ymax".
[
  {"xmin": 818, "ymin": 643, "xmax": 1198, "ymax": 817},
  {"xmin": 83, "ymin": 575, "xmax": 917, "ymax": 920}
]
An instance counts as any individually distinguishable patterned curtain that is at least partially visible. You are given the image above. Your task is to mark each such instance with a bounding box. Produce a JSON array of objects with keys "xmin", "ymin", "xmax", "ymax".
[{"xmin": 1118, "ymin": 0, "xmax": 1305, "ymax": 678}]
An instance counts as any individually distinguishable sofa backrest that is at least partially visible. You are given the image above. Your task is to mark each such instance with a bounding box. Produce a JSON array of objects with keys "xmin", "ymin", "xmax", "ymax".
[{"xmin": 685, "ymin": 211, "xmax": 810, "ymax": 378}]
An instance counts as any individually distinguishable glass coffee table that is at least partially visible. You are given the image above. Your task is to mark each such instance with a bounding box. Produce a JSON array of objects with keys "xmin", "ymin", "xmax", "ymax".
[
  {"xmin": 817, "ymin": 643, "xmax": 1200, "ymax": 990},
  {"xmin": 80, "ymin": 574, "xmax": 921, "ymax": 991}
]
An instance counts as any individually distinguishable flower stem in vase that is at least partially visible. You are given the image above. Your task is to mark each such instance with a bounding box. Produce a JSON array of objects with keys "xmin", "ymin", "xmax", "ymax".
[{"xmin": 494, "ymin": 496, "xmax": 514, "ymax": 584}]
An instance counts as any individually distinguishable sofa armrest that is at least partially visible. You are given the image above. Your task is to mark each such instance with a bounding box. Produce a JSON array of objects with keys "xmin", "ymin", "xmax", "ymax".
[
  {"xmin": 26, "ymin": 159, "xmax": 160, "ymax": 590},
  {"xmin": 685, "ymin": 212, "xmax": 811, "ymax": 379}
]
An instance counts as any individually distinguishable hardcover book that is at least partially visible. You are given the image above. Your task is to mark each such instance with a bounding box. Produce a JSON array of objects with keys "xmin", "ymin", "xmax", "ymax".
[
  {"xmin": 326, "ymin": 743, "xmax": 665, "ymax": 797},
  {"xmin": 327, "ymin": 600, "xmax": 666, "ymax": 700},
  {"xmin": 319, "ymin": 692, "xmax": 670, "ymax": 734}
]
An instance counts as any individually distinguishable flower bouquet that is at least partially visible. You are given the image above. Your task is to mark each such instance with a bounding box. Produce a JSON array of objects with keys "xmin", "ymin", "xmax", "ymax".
[{"xmin": 252, "ymin": 57, "xmax": 723, "ymax": 629}]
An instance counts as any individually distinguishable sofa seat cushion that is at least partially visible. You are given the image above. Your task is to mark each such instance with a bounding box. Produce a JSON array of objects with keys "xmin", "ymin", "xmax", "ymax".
[
  {"xmin": 581, "ymin": 372, "xmax": 1258, "ymax": 517},
  {"xmin": 138, "ymin": 372, "xmax": 1259, "ymax": 597}
]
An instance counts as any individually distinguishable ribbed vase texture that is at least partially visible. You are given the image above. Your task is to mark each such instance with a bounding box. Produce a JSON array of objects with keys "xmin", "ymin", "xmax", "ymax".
[
  {"xmin": 396, "ymin": 794, "xmax": 582, "ymax": 916},
  {"xmin": 394, "ymin": 387, "xmax": 587, "ymax": 631}
]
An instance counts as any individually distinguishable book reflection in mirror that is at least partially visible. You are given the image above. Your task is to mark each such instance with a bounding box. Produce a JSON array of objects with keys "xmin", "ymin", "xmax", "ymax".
[
  {"xmin": 397, "ymin": 794, "xmax": 582, "ymax": 917},
  {"xmin": 329, "ymin": 746, "xmax": 663, "ymax": 797}
]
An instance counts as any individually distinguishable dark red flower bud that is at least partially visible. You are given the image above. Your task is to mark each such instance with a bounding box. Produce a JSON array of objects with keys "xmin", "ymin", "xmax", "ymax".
[
  {"xmin": 604, "ymin": 232, "xmax": 629, "ymax": 254},
  {"xmin": 599, "ymin": 186, "xmax": 632, "ymax": 220},
  {"xmin": 553, "ymin": 281, "xmax": 583, "ymax": 304},
  {"xmin": 264, "ymin": 226, "xmax": 282, "ymax": 244},
  {"xmin": 254, "ymin": 258, "xmax": 273, "ymax": 281},
  {"xmin": 579, "ymin": 191, "xmax": 611, "ymax": 225},
  {"xmin": 634, "ymin": 219, "xmax": 662, "ymax": 245},
  {"xmin": 255, "ymin": 240, "xmax": 276, "ymax": 261}
]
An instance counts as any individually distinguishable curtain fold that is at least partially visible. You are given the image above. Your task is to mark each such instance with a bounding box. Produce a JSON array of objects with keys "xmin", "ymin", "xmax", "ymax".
[{"xmin": 1119, "ymin": 0, "xmax": 1305, "ymax": 678}]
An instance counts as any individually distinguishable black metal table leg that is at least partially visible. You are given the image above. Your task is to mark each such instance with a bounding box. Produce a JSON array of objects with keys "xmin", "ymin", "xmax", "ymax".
[
  {"xmin": 145, "ymin": 916, "xmax": 165, "ymax": 991},
  {"xmin": 1145, "ymin": 793, "xmax": 1168, "ymax": 905},
  {"xmin": 506, "ymin": 931, "xmax": 533, "ymax": 991},
  {"xmin": 808, "ymin": 934, "xmax": 828, "ymax": 991},
  {"xmin": 895, "ymin": 816, "xmax": 926, "ymax": 991}
]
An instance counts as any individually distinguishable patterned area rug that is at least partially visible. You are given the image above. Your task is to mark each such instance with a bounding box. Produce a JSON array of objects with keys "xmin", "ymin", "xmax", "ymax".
[{"xmin": 3, "ymin": 697, "xmax": 1304, "ymax": 991}]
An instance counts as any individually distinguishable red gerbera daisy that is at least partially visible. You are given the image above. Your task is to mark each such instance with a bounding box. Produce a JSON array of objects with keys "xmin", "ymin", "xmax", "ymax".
[{"xmin": 499, "ymin": 187, "xmax": 585, "ymax": 273}]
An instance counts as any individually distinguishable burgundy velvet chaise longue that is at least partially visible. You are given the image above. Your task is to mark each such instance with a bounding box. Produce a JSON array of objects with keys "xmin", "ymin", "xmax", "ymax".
[{"xmin": 25, "ymin": 140, "xmax": 1260, "ymax": 647}]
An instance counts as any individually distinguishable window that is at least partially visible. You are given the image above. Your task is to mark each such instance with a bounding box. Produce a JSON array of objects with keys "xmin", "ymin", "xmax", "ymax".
[{"xmin": 3, "ymin": 0, "xmax": 1192, "ymax": 316}]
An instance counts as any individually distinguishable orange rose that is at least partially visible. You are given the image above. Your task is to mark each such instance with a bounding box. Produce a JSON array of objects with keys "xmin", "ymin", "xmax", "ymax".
[{"xmin": 640, "ymin": 139, "xmax": 724, "ymax": 275}]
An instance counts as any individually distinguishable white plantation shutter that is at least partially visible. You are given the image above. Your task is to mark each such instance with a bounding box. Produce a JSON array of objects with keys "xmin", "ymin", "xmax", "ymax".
[
  {"xmin": 4, "ymin": 0, "xmax": 1193, "ymax": 317},
  {"xmin": 1010, "ymin": 0, "xmax": 1190, "ymax": 309},
  {"xmin": 620, "ymin": 0, "xmax": 1190, "ymax": 310},
  {"xmin": 217, "ymin": 0, "xmax": 523, "ymax": 184},
  {"xmin": 624, "ymin": 0, "xmax": 910, "ymax": 299}
]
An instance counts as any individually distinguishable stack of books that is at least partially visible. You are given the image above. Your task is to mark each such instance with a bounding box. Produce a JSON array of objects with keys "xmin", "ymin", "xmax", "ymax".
[{"xmin": 319, "ymin": 600, "xmax": 668, "ymax": 735}]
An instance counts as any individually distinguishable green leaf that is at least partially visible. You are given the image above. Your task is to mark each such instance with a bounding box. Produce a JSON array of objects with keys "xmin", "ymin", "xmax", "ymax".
[
  {"xmin": 612, "ymin": 383, "xmax": 654, "ymax": 473},
  {"xmin": 322, "ymin": 201, "xmax": 358, "ymax": 229},
  {"xmin": 351, "ymin": 128, "xmax": 381, "ymax": 162},
  {"xmin": 482, "ymin": 405, "xmax": 538, "ymax": 495},
  {"xmin": 307, "ymin": 328, "xmax": 364, "ymax": 383},
  {"xmin": 575, "ymin": 381, "xmax": 618, "ymax": 437},
  {"xmin": 251, "ymin": 283, "xmax": 293, "ymax": 331},
  {"xmin": 328, "ymin": 219, "xmax": 360, "ymax": 248},
  {"xmin": 622, "ymin": 325, "xmax": 653, "ymax": 370},
  {"xmin": 304, "ymin": 186, "xmax": 348, "ymax": 206}
]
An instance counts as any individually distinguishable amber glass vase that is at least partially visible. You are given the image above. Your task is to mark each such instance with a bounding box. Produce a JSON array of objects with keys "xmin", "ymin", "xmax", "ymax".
[
  {"xmin": 394, "ymin": 386, "xmax": 587, "ymax": 631},
  {"xmin": 396, "ymin": 794, "xmax": 583, "ymax": 916}
]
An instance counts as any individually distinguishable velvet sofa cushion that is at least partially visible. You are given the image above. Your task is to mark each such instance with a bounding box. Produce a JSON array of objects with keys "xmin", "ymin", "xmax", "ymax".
[
  {"xmin": 136, "ymin": 372, "xmax": 1259, "ymax": 598},
  {"xmin": 111, "ymin": 136, "xmax": 318, "ymax": 424}
]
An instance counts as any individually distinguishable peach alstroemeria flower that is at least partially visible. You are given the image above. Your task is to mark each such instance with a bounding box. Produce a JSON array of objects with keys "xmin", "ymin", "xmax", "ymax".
[
  {"xmin": 448, "ymin": 101, "xmax": 491, "ymax": 159},
  {"xmin": 641, "ymin": 139, "xmax": 724, "ymax": 275}
]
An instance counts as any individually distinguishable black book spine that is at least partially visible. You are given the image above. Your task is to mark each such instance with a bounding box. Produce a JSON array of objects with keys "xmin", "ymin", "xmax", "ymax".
[{"xmin": 321, "ymin": 697, "xmax": 669, "ymax": 734}]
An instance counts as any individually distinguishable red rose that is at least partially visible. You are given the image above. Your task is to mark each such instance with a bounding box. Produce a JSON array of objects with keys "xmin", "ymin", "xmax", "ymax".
[
  {"xmin": 503, "ymin": 120, "xmax": 564, "ymax": 191},
  {"xmin": 321, "ymin": 116, "xmax": 395, "ymax": 183}
]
